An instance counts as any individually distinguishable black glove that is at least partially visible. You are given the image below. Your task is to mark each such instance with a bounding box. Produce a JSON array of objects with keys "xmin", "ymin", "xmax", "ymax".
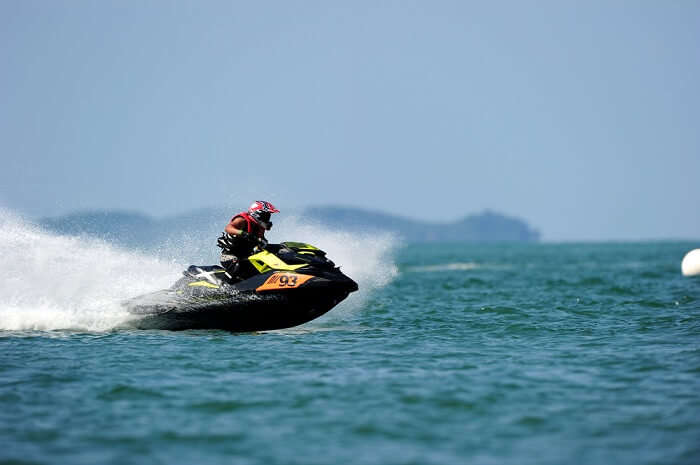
[
  {"xmin": 216, "ymin": 232, "xmax": 236, "ymax": 250},
  {"xmin": 238, "ymin": 230, "xmax": 267, "ymax": 246}
]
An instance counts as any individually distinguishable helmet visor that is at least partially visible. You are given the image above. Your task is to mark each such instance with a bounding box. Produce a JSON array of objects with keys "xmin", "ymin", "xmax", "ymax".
[{"xmin": 253, "ymin": 211, "xmax": 272, "ymax": 230}]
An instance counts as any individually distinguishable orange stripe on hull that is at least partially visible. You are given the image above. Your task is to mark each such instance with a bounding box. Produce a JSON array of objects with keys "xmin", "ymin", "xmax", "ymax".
[{"xmin": 256, "ymin": 273, "xmax": 315, "ymax": 292}]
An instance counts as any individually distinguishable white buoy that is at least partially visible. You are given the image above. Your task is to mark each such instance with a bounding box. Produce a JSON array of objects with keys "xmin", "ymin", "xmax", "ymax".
[{"xmin": 681, "ymin": 249, "xmax": 700, "ymax": 277}]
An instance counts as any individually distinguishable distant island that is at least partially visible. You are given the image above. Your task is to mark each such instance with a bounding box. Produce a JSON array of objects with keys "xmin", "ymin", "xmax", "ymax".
[
  {"xmin": 303, "ymin": 206, "xmax": 539, "ymax": 242},
  {"xmin": 40, "ymin": 206, "xmax": 540, "ymax": 247}
]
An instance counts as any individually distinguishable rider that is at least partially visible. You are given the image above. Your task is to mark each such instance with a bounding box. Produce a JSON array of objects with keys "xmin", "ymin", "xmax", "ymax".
[{"xmin": 217, "ymin": 200, "xmax": 279, "ymax": 280}]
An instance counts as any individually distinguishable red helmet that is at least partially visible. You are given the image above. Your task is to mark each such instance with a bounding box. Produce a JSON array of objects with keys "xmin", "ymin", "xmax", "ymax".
[{"xmin": 248, "ymin": 200, "xmax": 279, "ymax": 230}]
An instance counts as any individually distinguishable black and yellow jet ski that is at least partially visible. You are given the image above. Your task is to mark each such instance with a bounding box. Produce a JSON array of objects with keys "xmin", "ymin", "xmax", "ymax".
[{"xmin": 124, "ymin": 242, "xmax": 358, "ymax": 331}]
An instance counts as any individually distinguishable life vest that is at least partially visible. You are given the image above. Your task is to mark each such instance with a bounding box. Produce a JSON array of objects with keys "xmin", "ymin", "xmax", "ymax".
[{"xmin": 232, "ymin": 212, "xmax": 265, "ymax": 238}]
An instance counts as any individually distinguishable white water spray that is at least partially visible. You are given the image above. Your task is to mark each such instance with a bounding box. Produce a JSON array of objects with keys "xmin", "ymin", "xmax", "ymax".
[
  {"xmin": 274, "ymin": 216, "xmax": 399, "ymax": 320},
  {"xmin": 0, "ymin": 211, "xmax": 181, "ymax": 331}
]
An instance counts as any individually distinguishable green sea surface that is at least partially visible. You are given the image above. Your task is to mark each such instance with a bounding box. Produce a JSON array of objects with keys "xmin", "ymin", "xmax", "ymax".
[{"xmin": 2, "ymin": 242, "xmax": 699, "ymax": 465}]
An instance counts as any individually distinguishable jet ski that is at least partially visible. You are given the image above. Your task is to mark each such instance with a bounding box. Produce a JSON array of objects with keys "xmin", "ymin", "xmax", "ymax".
[{"xmin": 124, "ymin": 242, "xmax": 358, "ymax": 331}]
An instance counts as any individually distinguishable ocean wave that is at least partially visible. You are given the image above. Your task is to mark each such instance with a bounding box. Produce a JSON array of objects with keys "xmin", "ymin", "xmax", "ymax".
[{"xmin": 405, "ymin": 262, "xmax": 481, "ymax": 272}]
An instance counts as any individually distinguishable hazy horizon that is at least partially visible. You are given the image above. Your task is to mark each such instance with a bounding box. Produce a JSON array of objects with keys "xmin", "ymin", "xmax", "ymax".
[
  {"xmin": 17, "ymin": 203, "xmax": 699, "ymax": 244},
  {"xmin": 2, "ymin": 1, "xmax": 698, "ymax": 242}
]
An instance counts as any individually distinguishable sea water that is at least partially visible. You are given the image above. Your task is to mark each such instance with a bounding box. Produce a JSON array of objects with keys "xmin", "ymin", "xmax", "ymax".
[{"xmin": 1, "ymin": 213, "xmax": 699, "ymax": 465}]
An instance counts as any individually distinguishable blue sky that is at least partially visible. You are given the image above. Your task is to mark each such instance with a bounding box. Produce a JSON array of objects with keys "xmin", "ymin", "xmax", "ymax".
[{"xmin": 1, "ymin": 1, "xmax": 698, "ymax": 241}]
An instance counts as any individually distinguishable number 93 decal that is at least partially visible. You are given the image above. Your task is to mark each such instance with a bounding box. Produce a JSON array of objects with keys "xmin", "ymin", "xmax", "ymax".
[{"xmin": 256, "ymin": 273, "xmax": 314, "ymax": 292}]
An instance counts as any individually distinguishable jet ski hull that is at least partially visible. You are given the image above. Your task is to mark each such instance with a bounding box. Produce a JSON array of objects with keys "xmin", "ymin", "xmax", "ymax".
[{"xmin": 123, "ymin": 269, "xmax": 358, "ymax": 332}]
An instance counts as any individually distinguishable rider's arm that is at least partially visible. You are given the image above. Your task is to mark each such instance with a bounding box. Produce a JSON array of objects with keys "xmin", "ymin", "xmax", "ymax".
[{"xmin": 225, "ymin": 217, "xmax": 249, "ymax": 236}]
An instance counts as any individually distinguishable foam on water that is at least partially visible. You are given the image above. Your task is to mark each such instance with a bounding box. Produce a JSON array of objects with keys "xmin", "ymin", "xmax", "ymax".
[
  {"xmin": 406, "ymin": 262, "xmax": 481, "ymax": 272},
  {"xmin": 0, "ymin": 211, "xmax": 398, "ymax": 331}
]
